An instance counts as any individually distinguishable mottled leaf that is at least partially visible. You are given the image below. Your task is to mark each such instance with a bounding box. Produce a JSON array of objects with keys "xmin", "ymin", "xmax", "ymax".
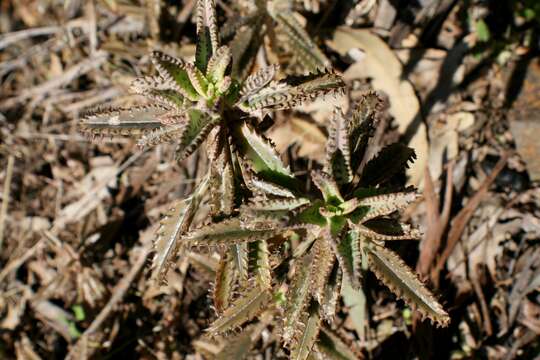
[
  {"xmin": 366, "ymin": 243, "xmax": 450, "ymax": 326},
  {"xmin": 207, "ymin": 287, "xmax": 271, "ymax": 334},
  {"xmin": 310, "ymin": 238, "xmax": 335, "ymax": 304},
  {"xmin": 213, "ymin": 251, "xmax": 236, "ymax": 313},
  {"xmin": 356, "ymin": 192, "xmax": 418, "ymax": 223},
  {"xmin": 290, "ymin": 300, "xmax": 322, "ymax": 360},
  {"xmin": 207, "ymin": 46, "xmax": 232, "ymax": 85},
  {"xmin": 310, "ymin": 171, "xmax": 343, "ymax": 204},
  {"xmin": 195, "ymin": 0, "xmax": 219, "ymax": 72},
  {"xmin": 249, "ymin": 240, "xmax": 272, "ymax": 289},
  {"xmin": 175, "ymin": 109, "xmax": 219, "ymax": 161},
  {"xmin": 268, "ymin": 5, "xmax": 330, "ymax": 73},
  {"xmin": 80, "ymin": 105, "xmax": 168, "ymax": 138},
  {"xmin": 151, "ymin": 51, "xmax": 200, "ymax": 101},
  {"xmin": 186, "ymin": 218, "xmax": 285, "ymax": 246},
  {"xmin": 151, "ymin": 176, "xmax": 209, "ymax": 283},
  {"xmin": 283, "ymin": 254, "xmax": 313, "ymax": 343},
  {"xmin": 325, "ymin": 109, "xmax": 353, "ymax": 184}
]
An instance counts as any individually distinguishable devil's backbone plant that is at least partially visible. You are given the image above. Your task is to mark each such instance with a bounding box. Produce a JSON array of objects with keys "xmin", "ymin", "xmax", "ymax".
[
  {"xmin": 187, "ymin": 93, "xmax": 450, "ymax": 358},
  {"xmin": 80, "ymin": 0, "xmax": 344, "ymax": 284}
]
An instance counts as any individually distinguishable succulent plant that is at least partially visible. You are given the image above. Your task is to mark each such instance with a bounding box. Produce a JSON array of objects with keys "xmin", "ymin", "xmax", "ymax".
[
  {"xmin": 79, "ymin": 1, "xmax": 448, "ymax": 358},
  {"xmin": 79, "ymin": 0, "xmax": 344, "ymax": 284},
  {"xmin": 184, "ymin": 93, "xmax": 449, "ymax": 358}
]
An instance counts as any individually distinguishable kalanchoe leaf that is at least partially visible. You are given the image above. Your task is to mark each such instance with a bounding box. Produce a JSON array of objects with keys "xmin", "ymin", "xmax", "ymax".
[
  {"xmin": 186, "ymin": 218, "xmax": 286, "ymax": 246},
  {"xmin": 151, "ymin": 51, "xmax": 200, "ymax": 101},
  {"xmin": 249, "ymin": 240, "xmax": 272, "ymax": 289},
  {"xmin": 317, "ymin": 328, "xmax": 360, "ymax": 360},
  {"xmin": 365, "ymin": 243, "xmax": 450, "ymax": 327},
  {"xmin": 356, "ymin": 191, "xmax": 418, "ymax": 223},
  {"xmin": 237, "ymin": 123, "xmax": 297, "ymax": 189},
  {"xmin": 295, "ymin": 200, "xmax": 326, "ymax": 227},
  {"xmin": 309, "ymin": 238, "xmax": 335, "ymax": 304},
  {"xmin": 245, "ymin": 73, "xmax": 345, "ymax": 112},
  {"xmin": 80, "ymin": 104, "xmax": 170, "ymax": 138},
  {"xmin": 357, "ymin": 220, "xmax": 422, "ymax": 240},
  {"xmin": 360, "ymin": 143, "xmax": 416, "ymax": 186},
  {"xmin": 310, "ymin": 170, "xmax": 343, "ymax": 205},
  {"xmin": 195, "ymin": 0, "xmax": 219, "ymax": 72},
  {"xmin": 175, "ymin": 109, "xmax": 220, "ymax": 161},
  {"xmin": 207, "ymin": 46, "xmax": 232, "ymax": 85},
  {"xmin": 241, "ymin": 197, "xmax": 310, "ymax": 223},
  {"xmin": 207, "ymin": 127, "xmax": 236, "ymax": 216},
  {"xmin": 151, "ymin": 175, "xmax": 209, "ymax": 283},
  {"xmin": 230, "ymin": 24, "xmax": 263, "ymax": 81},
  {"xmin": 207, "ymin": 287, "xmax": 271, "ymax": 334},
  {"xmin": 334, "ymin": 230, "xmax": 362, "ymax": 289},
  {"xmin": 237, "ymin": 65, "xmax": 279, "ymax": 104},
  {"xmin": 267, "ymin": 3, "xmax": 330, "ymax": 73},
  {"xmin": 137, "ymin": 123, "xmax": 184, "ymax": 149},
  {"xmin": 185, "ymin": 63, "xmax": 210, "ymax": 98},
  {"xmin": 213, "ymin": 251, "xmax": 236, "ymax": 313},
  {"xmin": 130, "ymin": 76, "xmax": 191, "ymax": 110},
  {"xmin": 289, "ymin": 299, "xmax": 322, "ymax": 360},
  {"xmin": 283, "ymin": 253, "xmax": 313, "ymax": 344},
  {"xmin": 320, "ymin": 262, "xmax": 341, "ymax": 321},
  {"xmin": 325, "ymin": 108, "xmax": 353, "ymax": 185},
  {"xmin": 349, "ymin": 92, "xmax": 382, "ymax": 171}
]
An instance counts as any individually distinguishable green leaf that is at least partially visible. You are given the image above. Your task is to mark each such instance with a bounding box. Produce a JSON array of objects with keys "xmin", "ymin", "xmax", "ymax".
[
  {"xmin": 310, "ymin": 171, "xmax": 343, "ymax": 205},
  {"xmin": 151, "ymin": 51, "xmax": 200, "ymax": 101},
  {"xmin": 475, "ymin": 19, "xmax": 490, "ymax": 42},
  {"xmin": 207, "ymin": 46, "xmax": 232, "ymax": 84},
  {"xmin": 195, "ymin": 0, "xmax": 219, "ymax": 72},
  {"xmin": 237, "ymin": 123, "xmax": 297, "ymax": 189},
  {"xmin": 175, "ymin": 109, "xmax": 219, "ymax": 161},
  {"xmin": 366, "ymin": 243, "xmax": 450, "ymax": 326},
  {"xmin": 295, "ymin": 200, "xmax": 326, "ymax": 227},
  {"xmin": 334, "ymin": 230, "xmax": 362, "ymax": 289},
  {"xmin": 341, "ymin": 278, "xmax": 367, "ymax": 341}
]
